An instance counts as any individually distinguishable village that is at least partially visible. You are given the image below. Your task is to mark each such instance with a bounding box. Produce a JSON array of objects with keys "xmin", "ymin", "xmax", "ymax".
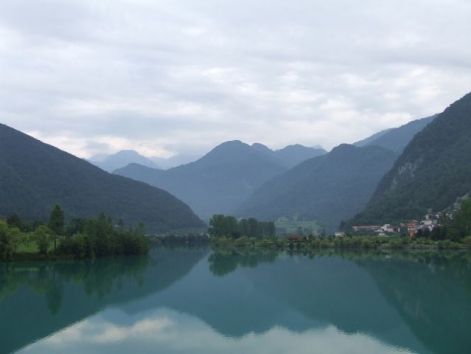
[{"xmin": 349, "ymin": 210, "xmax": 448, "ymax": 238}]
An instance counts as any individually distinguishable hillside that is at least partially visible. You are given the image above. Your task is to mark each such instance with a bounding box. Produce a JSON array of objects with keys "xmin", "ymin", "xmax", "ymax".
[
  {"xmin": 115, "ymin": 141, "xmax": 288, "ymax": 219},
  {"xmin": 354, "ymin": 129, "xmax": 393, "ymax": 147},
  {"xmin": 355, "ymin": 116, "xmax": 435, "ymax": 153},
  {"xmin": 351, "ymin": 92, "xmax": 471, "ymax": 224},
  {"xmin": 0, "ymin": 124, "xmax": 204, "ymax": 232},
  {"xmin": 237, "ymin": 144, "xmax": 397, "ymax": 231}
]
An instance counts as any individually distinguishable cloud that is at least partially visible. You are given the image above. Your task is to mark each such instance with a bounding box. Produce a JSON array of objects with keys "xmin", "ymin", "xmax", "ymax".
[{"xmin": 0, "ymin": 0, "xmax": 470, "ymax": 158}]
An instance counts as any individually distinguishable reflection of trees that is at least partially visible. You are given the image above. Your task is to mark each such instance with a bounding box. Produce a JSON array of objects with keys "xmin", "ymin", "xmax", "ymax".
[
  {"xmin": 0, "ymin": 256, "xmax": 149, "ymax": 307},
  {"xmin": 206, "ymin": 250, "xmax": 471, "ymax": 353},
  {"xmin": 359, "ymin": 253, "xmax": 471, "ymax": 354},
  {"xmin": 208, "ymin": 250, "xmax": 279, "ymax": 276},
  {"xmin": 0, "ymin": 248, "xmax": 207, "ymax": 354}
]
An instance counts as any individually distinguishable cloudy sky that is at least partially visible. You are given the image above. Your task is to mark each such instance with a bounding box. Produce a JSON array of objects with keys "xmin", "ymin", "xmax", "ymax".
[{"xmin": 1, "ymin": 0, "xmax": 470, "ymax": 158}]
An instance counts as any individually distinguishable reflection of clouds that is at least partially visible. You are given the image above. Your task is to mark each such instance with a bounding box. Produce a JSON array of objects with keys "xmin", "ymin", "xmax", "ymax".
[
  {"xmin": 45, "ymin": 316, "xmax": 173, "ymax": 346},
  {"xmin": 20, "ymin": 309, "xmax": 414, "ymax": 354}
]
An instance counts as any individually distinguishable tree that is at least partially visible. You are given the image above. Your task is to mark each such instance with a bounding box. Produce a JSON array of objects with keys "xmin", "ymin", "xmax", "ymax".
[
  {"xmin": 260, "ymin": 221, "xmax": 276, "ymax": 238},
  {"xmin": 210, "ymin": 215, "xmax": 276, "ymax": 239},
  {"xmin": 8, "ymin": 227, "xmax": 23, "ymax": 253},
  {"xmin": 448, "ymin": 199, "xmax": 471, "ymax": 240},
  {"xmin": 247, "ymin": 218, "xmax": 259, "ymax": 238},
  {"xmin": 65, "ymin": 218, "xmax": 86, "ymax": 237},
  {"xmin": 7, "ymin": 214, "xmax": 23, "ymax": 231},
  {"xmin": 0, "ymin": 221, "xmax": 14, "ymax": 260},
  {"xmin": 34, "ymin": 225, "xmax": 52, "ymax": 255},
  {"xmin": 209, "ymin": 215, "xmax": 240, "ymax": 238},
  {"xmin": 49, "ymin": 205, "xmax": 65, "ymax": 251},
  {"xmin": 49, "ymin": 205, "xmax": 65, "ymax": 235}
]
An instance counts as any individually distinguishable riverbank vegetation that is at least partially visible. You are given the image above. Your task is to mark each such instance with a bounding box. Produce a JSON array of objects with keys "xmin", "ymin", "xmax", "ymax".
[
  {"xmin": 209, "ymin": 215, "xmax": 275, "ymax": 238},
  {"xmin": 0, "ymin": 205, "xmax": 149, "ymax": 261},
  {"xmin": 210, "ymin": 234, "xmax": 471, "ymax": 252},
  {"xmin": 209, "ymin": 200, "xmax": 471, "ymax": 252}
]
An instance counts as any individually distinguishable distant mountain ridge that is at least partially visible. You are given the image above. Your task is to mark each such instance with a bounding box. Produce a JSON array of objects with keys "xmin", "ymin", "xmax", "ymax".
[
  {"xmin": 90, "ymin": 150, "xmax": 201, "ymax": 172},
  {"xmin": 273, "ymin": 144, "xmax": 327, "ymax": 168},
  {"xmin": 92, "ymin": 143, "xmax": 325, "ymax": 172},
  {"xmin": 355, "ymin": 116, "xmax": 435, "ymax": 153},
  {"xmin": 351, "ymin": 92, "xmax": 471, "ymax": 224},
  {"xmin": 90, "ymin": 150, "xmax": 159, "ymax": 172},
  {"xmin": 115, "ymin": 141, "xmax": 289, "ymax": 219},
  {"xmin": 237, "ymin": 144, "xmax": 397, "ymax": 231},
  {"xmin": 0, "ymin": 124, "xmax": 204, "ymax": 232}
]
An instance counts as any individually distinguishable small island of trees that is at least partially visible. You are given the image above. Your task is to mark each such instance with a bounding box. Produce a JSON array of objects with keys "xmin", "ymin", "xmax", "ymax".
[
  {"xmin": 0, "ymin": 205, "xmax": 149, "ymax": 261},
  {"xmin": 208, "ymin": 215, "xmax": 276, "ymax": 239}
]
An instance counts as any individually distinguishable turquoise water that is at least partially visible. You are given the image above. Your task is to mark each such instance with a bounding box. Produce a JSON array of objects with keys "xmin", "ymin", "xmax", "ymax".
[{"xmin": 1, "ymin": 249, "xmax": 471, "ymax": 354}]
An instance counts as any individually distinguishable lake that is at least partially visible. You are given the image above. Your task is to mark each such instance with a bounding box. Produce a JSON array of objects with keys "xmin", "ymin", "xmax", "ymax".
[{"xmin": 1, "ymin": 249, "xmax": 471, "ymax": 354}]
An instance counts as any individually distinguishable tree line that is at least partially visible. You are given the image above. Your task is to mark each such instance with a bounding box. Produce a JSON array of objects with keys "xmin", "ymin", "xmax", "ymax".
[
  {"xmin": 0, "ymin": 205, "xmax": 149, "ymax": 261},
  {"xmin": 208, "ymin": 215, "xmax": 276, "ymax": 239}
]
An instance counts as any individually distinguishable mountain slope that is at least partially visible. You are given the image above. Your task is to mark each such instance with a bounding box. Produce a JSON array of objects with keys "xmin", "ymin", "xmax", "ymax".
[
  {"xmin": 90, "ymin": 150, "xmax": 159, "ymax": 172},
  {"xmin": 115, "ymin": 141, "xmax": 288, "ymax": 219},
  {"xmin": 354, "ymin": 129, "xmax": 393, "ymax": 147},
  {"xmin": 352, "ymin": 92, "xmax": 471, "ymax": 224},
  {"xmin": 0, "ymin": 124, "xmax": 204, "ymax": 232},
  {"xmin": 237, "ymin": 144, "xmax": 397, "ymax": 231},
  {"xmin": 355, "ymin": 116, "xmax": 435, "ymax": 153}
]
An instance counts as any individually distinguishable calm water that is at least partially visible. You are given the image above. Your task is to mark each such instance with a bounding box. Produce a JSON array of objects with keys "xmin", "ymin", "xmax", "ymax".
[{"xmin": 1, "ymin": 249, "xmax": 471, "ymax": 354}]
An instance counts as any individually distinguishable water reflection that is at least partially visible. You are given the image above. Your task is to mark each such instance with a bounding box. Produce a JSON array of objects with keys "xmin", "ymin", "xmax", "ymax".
[
  {"xmin": 0, "ymin": 249, "xmax": 207, "ymax": 354},
  {"xmin": 19, "ymin": 309, "xmax": 411, "ymax": 354},
  {"xmin": 1, "ymin": 249, "xmax": 471, "ymax": 354}
]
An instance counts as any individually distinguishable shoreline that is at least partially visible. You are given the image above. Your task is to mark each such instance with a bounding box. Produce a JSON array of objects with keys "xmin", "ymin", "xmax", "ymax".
[
  {"xmin": 4, "ymin": 235, "xmax": 470, "ymax": 263},
  {"xmin": 209, "ymin": 235, "xmax": 471, "ymax": 252}
]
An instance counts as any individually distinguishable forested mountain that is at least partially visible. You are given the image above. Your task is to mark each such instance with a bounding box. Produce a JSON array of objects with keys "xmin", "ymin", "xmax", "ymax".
[
  {"xmin": 89, "ymin": 150, "xmax": 159, "ymax": 172},
  {"xmin": 355, "ymin": 116, "xmax": 435, "ymax": 153},
  {"xmin": 115, "ymin": 141, "xmax": 288, "ymax": 219},
  {"xmin": 237, "ymin": 144, "xmax": 397, "ymax": 231},
  {"xmin": 0, "ymin": 124, "xmax": 204, "ymax": 232},
  {"xmin": 351, "ymin": 92, "xmax": 471, "ymax": 224}
]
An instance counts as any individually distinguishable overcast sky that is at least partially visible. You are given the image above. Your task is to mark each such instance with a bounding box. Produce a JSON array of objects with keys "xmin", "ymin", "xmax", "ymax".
[{"xmin": 1, "ymin": 0, "xmax": 470, "ymax": 158}]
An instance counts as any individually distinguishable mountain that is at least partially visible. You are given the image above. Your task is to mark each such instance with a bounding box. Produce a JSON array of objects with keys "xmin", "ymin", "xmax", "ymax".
[
  {"xmin": 90, "ymin": 150, "xmax": 202, "ymax": 171},
  {"xmin": 273, "ymin": 144, "xmax": 327, "ymax": 168},
  {"xmin": 354, "ymin": 129, "xmax": 393, "ymax": 147},
  {"xmin": 251, "ymin": 143, "xmax": 327, "ymax": 168},
  {"xmin": 115, "ymin": 141, "xmax": 288, "ymax": 219},
  {"xmin": 152, "ymin": 153, "xmax": 201, "ymax": 169},
  {"xmin": 237, "ymin": 144, "xmax": 397, "ymax": 231},
  {"xmin": 89, "ymin": 150, "xmax": 159, "ymax": 172},
  {"xmin": 351, "ymin": 92, "xmax": 471, "ymax": 224},
  {"xmin": 0, "ymin": 124, "xmax": 204, "ymax": 232},
  {"xmin": 355, "ymin": 116, "xmax": 435, "ymax": 153}
]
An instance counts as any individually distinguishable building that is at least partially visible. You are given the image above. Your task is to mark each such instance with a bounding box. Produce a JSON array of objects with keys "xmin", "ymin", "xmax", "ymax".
[{"xmin": 407, "ymin": 220, "xmax": 419, "ymax": 238}]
